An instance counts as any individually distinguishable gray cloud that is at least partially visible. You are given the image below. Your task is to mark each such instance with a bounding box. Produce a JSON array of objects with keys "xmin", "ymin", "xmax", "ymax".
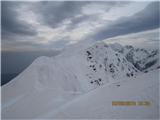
[
  {"xmin": 49, "ymin": 39, "xmax": 70, "ymax": 50},
  {"xmin": 66, "ymin": 15, "xmax": 97, "ymax": 30},
  {"xmin": 2, "ymin": 1, "xmax": 159, "ymax": 52},
  {"xmin": 90, "ymin": 2, "xmax": 160, "ymax": 41},
  {"xmin": 34, "ymin": 1, "xmax": 90, "ymax": 28},
  {"xmin": 34, "ymin": 1, "xmax": 128, "ymax": 29},
  {"xmin": 1, "ymin": 1, "xmax": 37, "ymax": 40}
]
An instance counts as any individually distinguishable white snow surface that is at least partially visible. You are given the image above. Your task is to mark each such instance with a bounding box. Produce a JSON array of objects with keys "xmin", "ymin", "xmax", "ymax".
[
  {"xmin": 1, "ymin": 41, "xmax": 159, "ymax": 119},
  {"xmin": 41, "ymin": 70, "xmax": 160, "ymax": 119}
]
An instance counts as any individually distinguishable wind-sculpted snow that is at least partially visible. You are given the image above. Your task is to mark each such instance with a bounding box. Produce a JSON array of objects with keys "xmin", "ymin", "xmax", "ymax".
[{"xmin": 2, "ymin": 41, "xmax": 159, "ymax": 119}]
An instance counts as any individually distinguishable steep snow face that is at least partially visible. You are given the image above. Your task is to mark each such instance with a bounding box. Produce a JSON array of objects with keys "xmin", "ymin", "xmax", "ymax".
[
  {"xmin": 48, "ymin": 69, "xmax": 159, "ymax": 119},
  {"xmin": 50, "ymin": 41, "xmax": 139, "ymax": 91}
]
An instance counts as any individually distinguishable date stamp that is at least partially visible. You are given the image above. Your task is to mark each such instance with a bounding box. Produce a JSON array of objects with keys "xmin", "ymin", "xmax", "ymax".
[{"xmin": 112, "ymin": 101, "xmax": 151, "ymax": 106}]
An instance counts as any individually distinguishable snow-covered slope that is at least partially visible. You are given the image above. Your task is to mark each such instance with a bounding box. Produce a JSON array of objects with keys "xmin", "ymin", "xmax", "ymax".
[
  {"xmin": 42, "ymin": 70, "xmax": 159, "ymax": 119},
  {"xmin": 2, "ymin": 41, "xmax": 159, "ymax": 119}
]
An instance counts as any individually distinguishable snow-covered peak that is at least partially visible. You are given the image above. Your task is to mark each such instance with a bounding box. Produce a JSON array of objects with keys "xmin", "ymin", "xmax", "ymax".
[
  {"xmin": 58, "ymin": 39, "xmax": 94, "ymax": 57},
  {"xmin": 110, "ymin": 43, "xmax": 124, "ymax": 53}
]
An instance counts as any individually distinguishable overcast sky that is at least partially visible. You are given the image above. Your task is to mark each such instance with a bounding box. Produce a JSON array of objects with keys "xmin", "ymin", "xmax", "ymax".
[{"xmin": 1, "ymin": 1, "xmax": 160, "ymax": 52}]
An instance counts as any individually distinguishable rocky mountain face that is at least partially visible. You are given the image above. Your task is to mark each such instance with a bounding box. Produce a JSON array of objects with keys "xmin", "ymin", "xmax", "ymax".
[
  {"xmin": 84, "ymin": 42, "xmax": 138, "ymax": 89},
  {"xmin": 108, "ymin": 43, "xmax": 159, "ymax": 72}
]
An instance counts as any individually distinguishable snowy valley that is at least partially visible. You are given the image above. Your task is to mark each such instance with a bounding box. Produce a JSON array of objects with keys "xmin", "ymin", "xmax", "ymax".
[{"xmin": 1, "ymin": 41, "xmax": 160, "ymax": 119}]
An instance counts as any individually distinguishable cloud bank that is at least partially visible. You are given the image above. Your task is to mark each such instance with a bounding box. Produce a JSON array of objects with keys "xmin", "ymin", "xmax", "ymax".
[{"xmin": 1, "ymin": 1, "xmax": 159, "ymax": 51}]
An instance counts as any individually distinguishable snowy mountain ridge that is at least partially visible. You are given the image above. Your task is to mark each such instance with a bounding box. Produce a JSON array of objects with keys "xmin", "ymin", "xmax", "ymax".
[
  {"xmin": 2, "ymin": 41, "xmax": 159, "ymax": 119},
  {"xmin": 3, "ymin": 41, "xmax": 159, "ymax": 92}
]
